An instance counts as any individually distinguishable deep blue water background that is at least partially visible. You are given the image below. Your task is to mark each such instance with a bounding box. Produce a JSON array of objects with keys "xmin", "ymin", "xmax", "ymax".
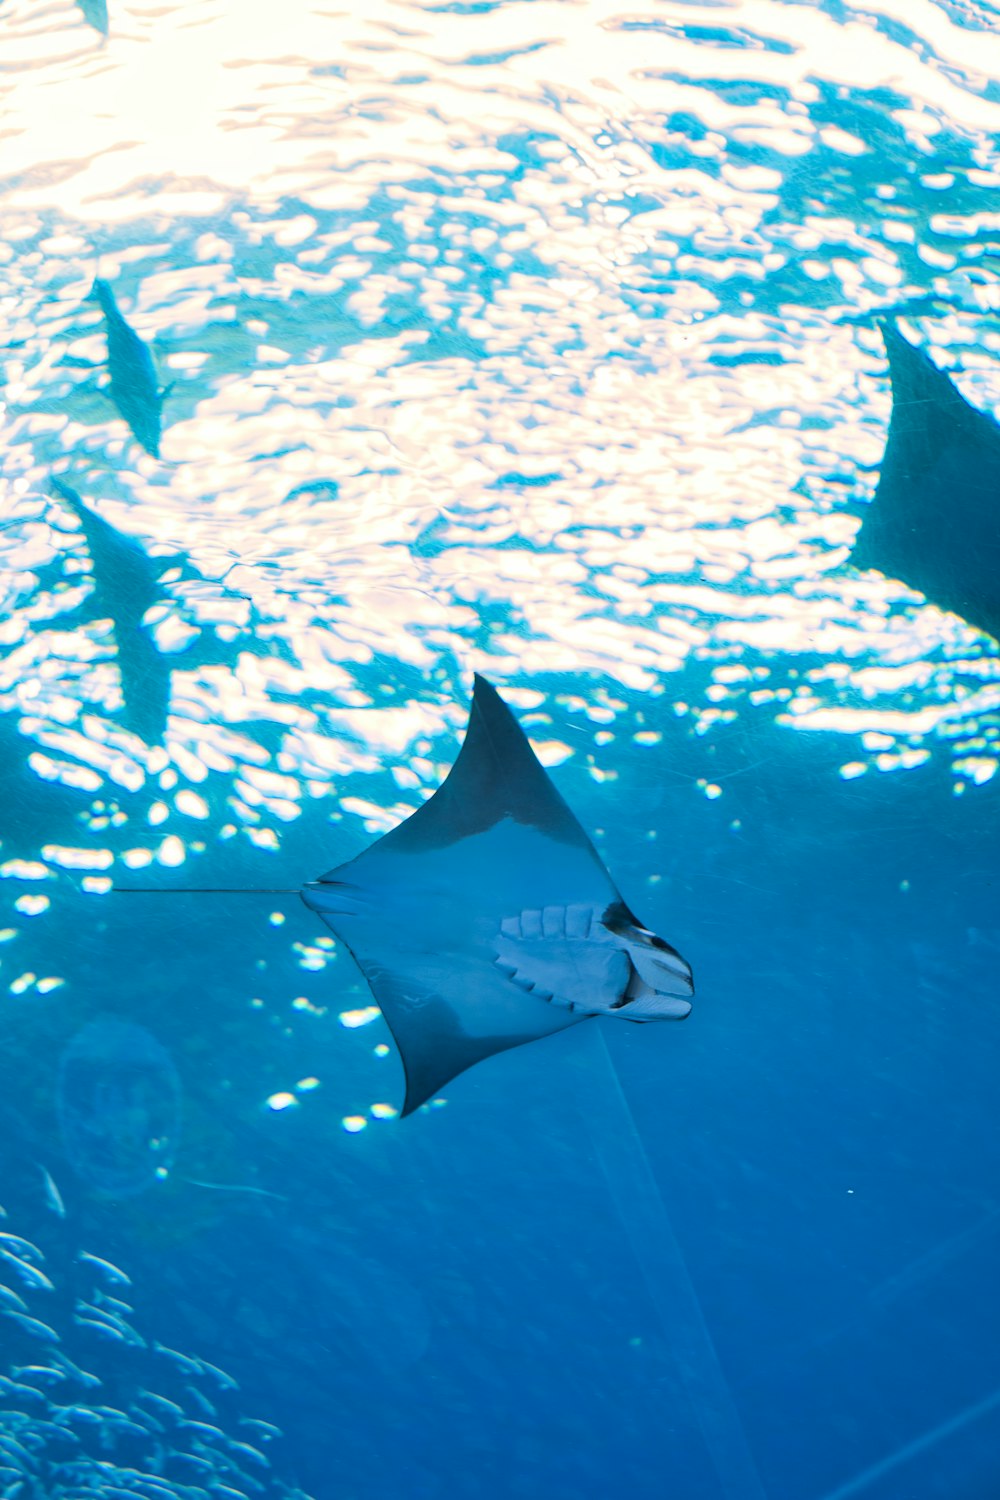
[{"xmin": 2, "ymin": 1, "xmax": 1000, "ymax": 1497}]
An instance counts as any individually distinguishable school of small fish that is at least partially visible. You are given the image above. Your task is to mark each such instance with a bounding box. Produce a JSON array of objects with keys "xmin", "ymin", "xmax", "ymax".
[{"xmin": 0, "ymin": 1199, "xmax": 312, "ymax": 1500}]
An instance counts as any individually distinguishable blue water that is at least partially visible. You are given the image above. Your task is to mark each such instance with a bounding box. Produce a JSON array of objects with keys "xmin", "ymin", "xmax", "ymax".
[{"xmin": 1, "ymin": 0, "xmax": 1000, "ymax": 1496}]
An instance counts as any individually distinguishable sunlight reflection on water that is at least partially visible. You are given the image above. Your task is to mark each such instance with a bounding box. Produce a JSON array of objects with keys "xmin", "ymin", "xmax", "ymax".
[{"xmin": 1, "ymin": 0, "xmax": 999, "ymax": 868}]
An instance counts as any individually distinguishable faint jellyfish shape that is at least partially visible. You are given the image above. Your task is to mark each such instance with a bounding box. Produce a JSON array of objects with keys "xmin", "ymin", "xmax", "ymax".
[{"xmin": 57, "ymin": 1018, "xmax": 182, "ymax": 1197}]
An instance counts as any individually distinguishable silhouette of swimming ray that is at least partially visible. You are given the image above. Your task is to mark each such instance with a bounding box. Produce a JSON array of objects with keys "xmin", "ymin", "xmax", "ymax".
[
  {"xmin": 50, "ymin": 477, "xmax": 172, "ymax": 745},
  {"xmin": 91, "ymin": 278, "xmax": 164, "ymax": 458},
  {"xmin": 302, "ymin": 675, "xmax": 693, "ymax": 1115},
  {"xmin": 851, "ymin": 321, "xmax": 1000, "ymax": 641},
  {"xmin": 588, "ymin": 1027, "xmax": 766, "ymax": 1500}
]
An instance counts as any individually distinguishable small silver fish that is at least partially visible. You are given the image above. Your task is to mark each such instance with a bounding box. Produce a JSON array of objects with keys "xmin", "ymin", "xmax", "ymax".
[
  {"xmin": 181, "ymin": 1418, "xmax": 226, "ymax": 1441},
  {"xmin": 152, "ymin": 1341, "xmax": 202, "ymax": 1376},
  {"xmin": 3, "ymin": 1309, "xmax": 59, "ymax": 1342},
  {"xmin": 38, "ymin": 1165, "xmax": 66, "ymax": 1218},
  {"xmin": 10, "ymin": 1364, "xmax": 66, "ymax": 1385},
  {"xmin": 0, "ymin": 1249, "xmax": 53, "ymax": 1292},
  {"xmin": 238, "ymin": 1417, "xmax": 282, "ymax": 1441},
  {"xmin": 73, "ymin": 1315, "xmax": 129, "ymax": 1345},
  {"xmin": 184, "ymin": 1382, "xmax": 218, "ymax": 1418},
  {"xmin": 0, "ymin": 1231, "xmax": 45, "ymax": 1263},
  {"xmin": 3, "ymin": 1379, "xmax": 45, "ymax": 1405},
  {"xmin": 94, "ymin": 1290, "xmax": 134, "ymax": 1316},
  {"xmin": 197, "ymin": 1356, "xmax": 239, "ymax": 1392},
  {"xmin": 223, "ymin": 1438, "xmax": 270, "ymax": 1468},
  {"xmin": 52, "ymin": 1352, "xmax": 101, "ymax": 1389},
  {"xmin": 137, "ymin": 1389, "xmax": 184, "ymax": 1419},
  {"xmin": 60, "ymin": 1403, "xmax": 104, "ymax": 1425},
  {"xmin": 0, "ymin": 1283, "xmax": 29, "ymax": 1313},
  {"xmin": 77, "ymin": 1251, "xmax": 131, "ymax": 1285}
]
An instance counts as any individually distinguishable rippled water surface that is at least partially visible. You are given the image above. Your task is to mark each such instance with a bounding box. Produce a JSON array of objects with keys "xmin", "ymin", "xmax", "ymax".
[{"xmin": 2, "ymin": 3, "xmax": 999, "ymax": 1498}]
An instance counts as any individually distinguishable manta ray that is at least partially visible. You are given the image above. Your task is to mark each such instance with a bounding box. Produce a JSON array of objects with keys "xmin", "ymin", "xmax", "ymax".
[
  {"xmin": 302, "ymin": 675, "xmax": 693, "ymax": 1115},
  {"xmin": 852, "ymin": 321, "xmax": 1000, "ymax": 641}
]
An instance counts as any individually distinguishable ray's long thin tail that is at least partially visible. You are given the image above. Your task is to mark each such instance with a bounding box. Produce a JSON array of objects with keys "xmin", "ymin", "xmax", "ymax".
[{"xmin": 588, "ymin": 1025, "xmax": 767, "ymax": 1500}]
